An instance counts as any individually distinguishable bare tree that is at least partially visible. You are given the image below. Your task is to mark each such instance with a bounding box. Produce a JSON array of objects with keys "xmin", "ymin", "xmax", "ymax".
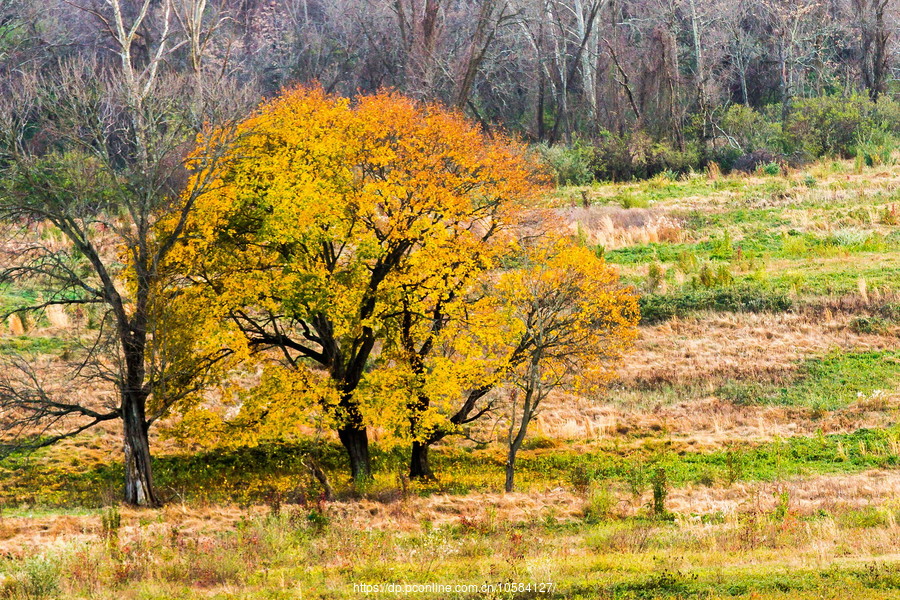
[
  {"xmin": 0, "ymin": 0, "xmax": 248, "ymax": 507},
  {"xmin": 853, "ymin": 0, "xmax": 891, "ymax": 100}
]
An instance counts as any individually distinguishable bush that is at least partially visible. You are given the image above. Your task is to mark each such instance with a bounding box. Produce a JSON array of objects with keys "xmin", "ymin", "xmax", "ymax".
[
  {"xmin": 732, "ymin": 150, "xmax": 784, "ymax": 174},
  {"xmin": 784, "ymin": 95, "xmax": 900, "ymax": 158},
  {"xmin": 759, "ymin": 162, "xmax": 781, "ymax": 176},
  {"xmin": 639, "ymin": 285, "xmax": 792, "ymax": 324},
  {"xmin": 849, "ymin": 316, "xmax": 890, "ymax": 335},
  {"xmin": 1, "ymin": 556, "xmax": 62, "ymax": 600},
  {"xmin": 589, "ymin": 133, "xmax": 634, "ymax": 181},
  {"xmin": 855, "ymin": 125, "xmax": 897, "ymax": 167},
  {"xmin": 708, "ymin": 146, "xmax": 743, "ymax": 172},
  {"xmin": 535, "ymin": 142, "xmax": 594, "ymax": 186},
  {"xmin": 588, "ymin": 132, "xmax": 702, "ymax": 181},
  {"xmin": 719, "ymin": 104, "xmax": 780, "ymax": 152},
  {"xmin": 583, "ymin": 484, "xmax": 615, "ymax": 523}
]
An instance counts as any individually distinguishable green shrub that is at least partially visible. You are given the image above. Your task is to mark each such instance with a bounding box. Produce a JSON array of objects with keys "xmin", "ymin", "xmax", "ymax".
[
  {"xmin": 854, "ymin": 125, "xmax": 897, "ymax": 167},
  {"xmin": 589, "ymin": 132, "xmax": 702, "ymax": 181},
  {"xmin": 709, "ymin": 146, "xmax": 743, "ymax": 171},
  {"xmin": 583, "ymin": 484, "xmax": 615, "ymax": 523},
  {"xmin": 649, "ymin": 466, "xmax": 673, "ymax": 521},
  {"xmin": 615, "ymin": 190, "xmax": 649, "ymax": 209},
  {"xmin": 759, "ymin": 161, "xmax": 781, "ymax": 176},
  {"xmin": 691, "ymin": 262, "xmax": 734, "ymax": 288},
  {"xmin": 535, "ymin": 142, "xmax": 594, "ymax": 185},
  {"xmin": 589, "ymin": 133, "xmax": 633, "ymax": 181},
  {"xmin": 710, "ymin": 230, "xmax": 734, "ymax": 260},
  {"xmin": 4, "ymin": 556, "xmax": 63, "ymax": 600},
  {"xmin": 836, "ymin": 506, "xmax": 893, "ymax": 529},
  {"xmin": 719, "ymin": 104, "xmax": 780, "ymax": 152},
  {"xmin": 784, "ymin": 94, "xmax": 900, "ymax": 158},
  {"xmin": 850, "ymin": 316, "xmax": 891, "ymax": 335},
  {"xmin": 639, "ymin": 285, "xmax": 792, "ymax": 324},
  {"xmin": 645, "ymin": 263, "xmax": 665, "ymax": 293},
  {"xmin": 676, "ymin": 249, "xmax": 699, "ymax": 273}
]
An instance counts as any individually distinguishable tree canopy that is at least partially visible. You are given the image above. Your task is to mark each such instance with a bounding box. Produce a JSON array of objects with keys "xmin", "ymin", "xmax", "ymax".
[{"xmin": 164, "ymin": 86, "xmax": 546, "ymax": 480}]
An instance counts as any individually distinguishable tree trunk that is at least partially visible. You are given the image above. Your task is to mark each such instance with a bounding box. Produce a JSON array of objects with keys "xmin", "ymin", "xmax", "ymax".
[
  {"xmin": 504, "ymin": 448, "xmax": 517, "ymax": 493},
  {"xmin": 537, "ymin": 68, "xmax": 546, "ymax": 141},
  {"xmin": 122, "ymin": 393, "xmax": 159, "ymax": 507},
  {"xmin": 338, "ymin": 426, "xmax": 372, "ymax": 482},
  {"xmin": 410, "ymin": 440, "xmax": 434, "ymax": 480}
]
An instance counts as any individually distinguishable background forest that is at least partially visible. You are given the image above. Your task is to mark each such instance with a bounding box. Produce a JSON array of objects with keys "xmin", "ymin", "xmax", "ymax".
[{"xmin": 2, "ymin": 0, "xmax": 899, "ymax": 179}]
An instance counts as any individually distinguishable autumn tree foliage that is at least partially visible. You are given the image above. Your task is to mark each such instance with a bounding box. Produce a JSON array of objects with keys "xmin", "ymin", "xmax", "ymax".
[
  {"xmin": 165, "ymin": 87, "xmax": 544, "ymax": 481},
  {"xmin": 496, "ymin": 241, "xmax": 639, "ymax": 492}
]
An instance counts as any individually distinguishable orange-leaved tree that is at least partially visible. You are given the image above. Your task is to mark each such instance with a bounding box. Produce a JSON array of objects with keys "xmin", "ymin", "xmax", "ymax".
[
  {"xmin": 497, "ymin": 240, "xmax": 639, "ymax": 492},
  {"xmin": 164, "ymin": 86, "xmax": 544, "ymax": 481}
]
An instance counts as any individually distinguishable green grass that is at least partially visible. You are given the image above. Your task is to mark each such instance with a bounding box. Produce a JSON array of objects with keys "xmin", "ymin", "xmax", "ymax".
[
  {"xmin": 0, "ymin": 335, "xmax": 68, "ymax": 355},
  {"xmin": 718, "ymin": 350, "xmax": 900, "ymax": 410},
  {"xmin": 5, "ymin": 421, "xmax": 900, "ymax": 508},
  {"xmin": 0, "ymin": 284, "xmax": 41, "ymax": 323},
  {"xmin": 608, "ymin": 230, "xmax": 900, "ymax": 267}
]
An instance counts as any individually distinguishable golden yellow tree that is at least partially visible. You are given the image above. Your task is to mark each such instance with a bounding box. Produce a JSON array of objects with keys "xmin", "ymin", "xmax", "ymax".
[
  {"xmin": 165, "ymin": 86, "xmax": 543, "ymax": 480},
  {"xmin": 496, "ymin": 240, "xmax": 639, "ymax": 492}
]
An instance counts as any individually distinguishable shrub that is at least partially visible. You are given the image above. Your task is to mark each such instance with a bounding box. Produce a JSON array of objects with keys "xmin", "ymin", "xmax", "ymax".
[
  {"xmin": 101, "ymin": 505, "xmax": 121, "ymax": 544},
  {"xmin": 646, "ymin": 263, "xmax": 665, "ymax": 293},
  {"xmin": 615, "ymin": 190, "xmax": 649, "ymax": 209},
  {"xmin": 535, "ymin": 142, "xmax": 594, "ymax": 186},
  {"xmin": 691, "ymin": 262, "xmax": 733, "ymax": 289},
  {"xmin": 676, "ymin": 250, "xmax": 699, "ymax": 273},
  {"xmin": 589, "ymin": 132, "xmax": 702, "ymax": 181},
  {"xmin": 1, "ymin": 556, "xmax": 62, "ymax": 600},
  {"xmin": 650, "ymin": 466, "xmax": 672, "ymax": 520},
  {"xmin": 732, "ymin": 150, "xmax": 784, "ymax": 174},
  {"xmin": 850, "ymin": 316, "xmax": 890, "ymax": 335},
  {"xmin": 854, "ymin": 125, "xmax": 897, "ymax": 167},
  {"xmin": 589, "ymin": 133, "xmax": 633, "ymax": 181},
  {"xmin": 719, "ymin": 104, "xmax": 780, "ymax": 152},
  {"xmin": 784, "ymin": 94, "xmax": 900, "ymax": 158},
  {"xmin": 639, "ymin": 285, "xmax": 792, "ymax": 324},
  {"xmin": 881, "ymin": 204, "xmax": 900, "ymax": 225},
  {"xmin": 583, "ymin": 484, "xmax": 615, "ymax": 523},
  {"xmin": 708, "ymin": 146, "xmax": 743, "ymax": 172},
  {"xmin": 759, "ymin": 161, "xmax": 781, "ymax": 176}
]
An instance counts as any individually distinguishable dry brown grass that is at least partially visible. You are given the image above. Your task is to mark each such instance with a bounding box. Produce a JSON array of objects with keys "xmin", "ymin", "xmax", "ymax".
[
  {"xmin": 620, "ymin": 311, "xmax": 894, "ymax": 388},
  {"xmin": 5, "ymin": 467, "xmax": 900, "ymax": 558},
  {"xmin": 663, "ymin": 468, "xmax": 900, "ymax": 518},
  {"xmin": 558, "ymin": 206, "xmax": 683, "ymax": 249},
  {"xmin": 524, "ymin": 309, "xmax": 900, "ymax": 445}
]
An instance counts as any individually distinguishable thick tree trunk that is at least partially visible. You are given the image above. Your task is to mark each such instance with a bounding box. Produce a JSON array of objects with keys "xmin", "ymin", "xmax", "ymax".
[
  {"xmin": 122, "ymin": 393, "xmax": 159, "ymax": 507},
  {"xmin": 338, "ymin": 426, "xmax": 372, "ymax": 482},
  {"xmin": 409, "ymin": 440, "xmax": 434, "ymax": 480}
]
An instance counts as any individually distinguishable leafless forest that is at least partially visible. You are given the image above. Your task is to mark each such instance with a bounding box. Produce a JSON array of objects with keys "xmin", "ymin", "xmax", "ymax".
[{"xmin": 2, "ymin": 0, "xmax": 896, "ymax": 146}]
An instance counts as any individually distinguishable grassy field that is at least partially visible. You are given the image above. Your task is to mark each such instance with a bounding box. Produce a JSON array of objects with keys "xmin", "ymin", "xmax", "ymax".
[{"xmin": 3, "ymin": 159, "xmax": 900, "ymax": 598}]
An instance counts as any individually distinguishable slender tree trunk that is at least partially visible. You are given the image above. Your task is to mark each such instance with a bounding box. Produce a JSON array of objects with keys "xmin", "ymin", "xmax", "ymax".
[
  {"xmin": 337, "ymin": 426, "xmax": 371, "ymax": 482},
  {"xmin": 410, "ymin": 440, "xmax": 434, "ymax": 479},
  {"xmin": 505, "ymin": 356, "xmax": 541, "ymax": 493},
  {"xmin": 122, "ymin": 391, "xmax": 159, "ymax": 507},
  {"xmin": 504, "ymin": 448, "xmax": 517, "ymax": 493}
]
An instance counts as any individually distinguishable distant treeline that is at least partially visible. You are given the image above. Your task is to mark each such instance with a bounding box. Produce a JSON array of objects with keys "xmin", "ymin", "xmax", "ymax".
[
  {"xmin": 1, "ymin": 0, "xmax": 898, "ymax": 179},
  {"xmin": 540, "ymin": 94, "xmax": 900, "ymax": 183}
]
